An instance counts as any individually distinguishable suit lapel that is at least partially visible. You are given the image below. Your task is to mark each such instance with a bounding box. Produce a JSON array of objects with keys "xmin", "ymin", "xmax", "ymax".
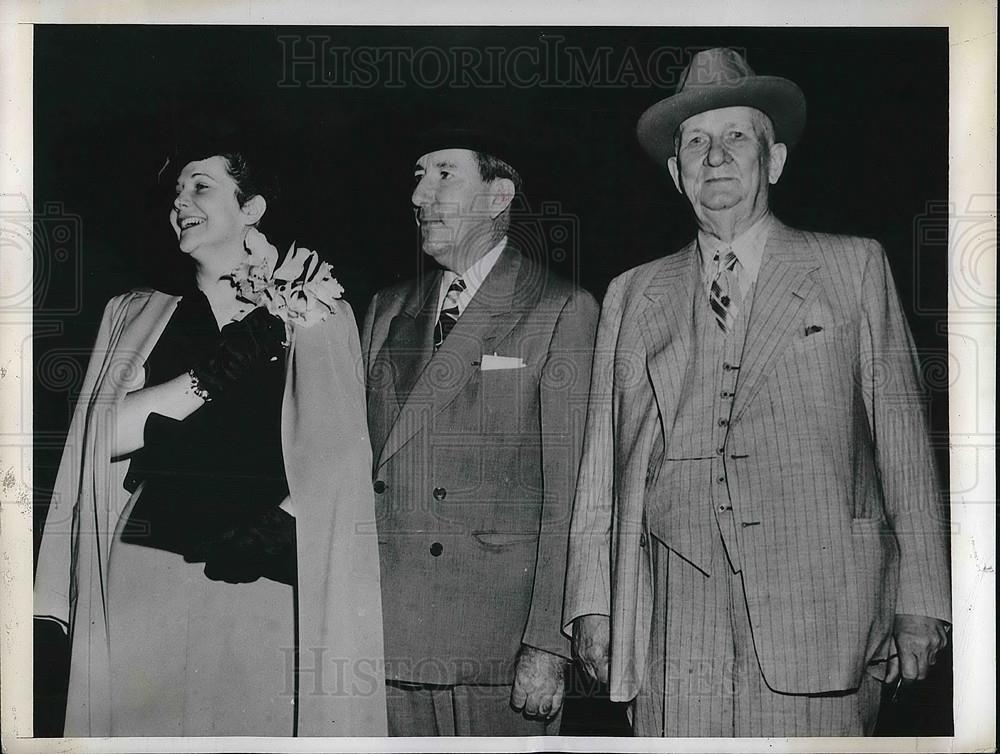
[
  {"xmin": 640, "ymin": 242, "xmax": 699, "ymax": 442},
  {"xmin": 731, "ymin": 222, "xmax": 822, "ymax": 421},
  {"xmin": 369, "ymin": 273, "xmax": 440, "ymax": 464},
  {"xmin": 376, "ymin": 247, "xmax": 526, "ymax": 469},
  {"xmin": 386, "ymin": 274, "xmax": 441, "ymax": 404}
]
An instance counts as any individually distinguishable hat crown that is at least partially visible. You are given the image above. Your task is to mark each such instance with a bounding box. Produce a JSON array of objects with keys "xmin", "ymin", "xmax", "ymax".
[{"xmin": 677, "ymin": 47, "xmax": 757, "ymax": 92}]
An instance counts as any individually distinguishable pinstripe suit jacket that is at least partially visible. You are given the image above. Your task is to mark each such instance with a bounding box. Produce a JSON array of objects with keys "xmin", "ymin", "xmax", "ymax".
[
  {"xmin": 362, "ymin": 245, "xmax": 599, "ymax": 685},
  {"xmin": 563, "ymin": 221, "xmax": 951, "ymax": 699}
]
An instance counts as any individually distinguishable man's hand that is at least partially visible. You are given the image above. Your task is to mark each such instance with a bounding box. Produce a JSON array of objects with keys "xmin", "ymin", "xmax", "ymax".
[
  {"xmin": 572, "ymin": 613, "xmax": 610, "ymax": 684},
  {"xmin": 885, "ymin": 613, "xmax": 950, "ymax": 684},
  {"xmin": 510, "ymin": 645, "xmax": 567, "ymax": 719}
]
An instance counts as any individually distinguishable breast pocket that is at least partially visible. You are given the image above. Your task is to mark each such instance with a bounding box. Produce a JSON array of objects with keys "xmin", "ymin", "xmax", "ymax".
[{"xmin": 481, "ymin": 364, "xmax": 537, "ymax": 431}]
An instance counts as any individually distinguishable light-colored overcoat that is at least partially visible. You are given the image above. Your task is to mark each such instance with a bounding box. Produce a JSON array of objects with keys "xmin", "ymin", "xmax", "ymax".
[{"xmin": 34, "ymin": 289, "xmax": 387, "ymax": 735}]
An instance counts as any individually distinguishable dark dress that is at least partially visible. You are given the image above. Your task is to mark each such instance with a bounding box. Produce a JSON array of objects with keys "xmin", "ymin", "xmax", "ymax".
[{"xmin": 106, "ymin": 290, "xmax": 297, "ymax": 735}]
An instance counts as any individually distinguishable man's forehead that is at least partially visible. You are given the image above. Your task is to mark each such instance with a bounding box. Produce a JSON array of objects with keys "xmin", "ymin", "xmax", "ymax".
[
  {"xmin": 679, "ymin": 105, "xmax": 764, "ymax": 131},
  {"xmin": 414, "ymin": 147, "xmax": 478, "ymax": 170}
]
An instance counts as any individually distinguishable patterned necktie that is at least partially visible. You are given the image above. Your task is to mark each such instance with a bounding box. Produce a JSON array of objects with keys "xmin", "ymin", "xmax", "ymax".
[
  {"xmin": 710, "ymin": 249, "xmax": 742, "ymax": 332},
  {"xmin": 434, "ymin": 277, "xmax": 467, "ymax": 350}
]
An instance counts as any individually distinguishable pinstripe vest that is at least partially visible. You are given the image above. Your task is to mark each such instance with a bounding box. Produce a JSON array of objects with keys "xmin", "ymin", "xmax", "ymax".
[{"xmin": 647, "ymin": 278, "xmax": 754, "ymax": 574}]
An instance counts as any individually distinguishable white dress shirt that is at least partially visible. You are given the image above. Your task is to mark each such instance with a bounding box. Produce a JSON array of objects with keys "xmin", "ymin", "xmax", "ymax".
[
  {"xmin": 436, "ymin": 237, "xmax": 508, "ymax": 320},
  {"xmin": 697, "ymin": 212, "xmax": 774, "ymax": 298}
]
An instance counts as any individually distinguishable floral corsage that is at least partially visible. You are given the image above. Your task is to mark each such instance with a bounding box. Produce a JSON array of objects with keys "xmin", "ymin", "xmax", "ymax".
[{"xmin": 227, "ymin": 227, "xmax": 345, "ymax": 334}]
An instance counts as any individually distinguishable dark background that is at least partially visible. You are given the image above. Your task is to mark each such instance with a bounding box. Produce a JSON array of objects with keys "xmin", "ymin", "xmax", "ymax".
[{"xmin": 32, "ymin": 25, "xmax": 952, "ymax": 737}]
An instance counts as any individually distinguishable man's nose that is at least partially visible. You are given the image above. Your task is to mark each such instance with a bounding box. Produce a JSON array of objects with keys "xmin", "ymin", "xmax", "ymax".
[
  {"xmin": 411, "ymin": 176, "xmax": 433, "ymax": 208},
  {"xmin": 705, "ymin": 138, "xmax": 730, "ymax": 167}
]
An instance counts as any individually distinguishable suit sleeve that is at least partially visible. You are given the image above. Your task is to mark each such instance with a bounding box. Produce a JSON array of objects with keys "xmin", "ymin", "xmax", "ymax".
[
  {"xmin": 562, "ymin": 276, "xmax": 629, "ymax": 634},
  {"xmin": 859, "ymin": 242, "xmax": 951, "ymax": 623},
  {"xmin": 520, "ymin": 288, "xmax": 599, "ymax": 658}
]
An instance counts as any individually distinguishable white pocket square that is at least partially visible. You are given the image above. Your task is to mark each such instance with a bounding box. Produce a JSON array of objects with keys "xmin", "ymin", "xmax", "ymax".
[{"xmin": 481, "ymin": 353, "xmax": 527, "ymax": 371}]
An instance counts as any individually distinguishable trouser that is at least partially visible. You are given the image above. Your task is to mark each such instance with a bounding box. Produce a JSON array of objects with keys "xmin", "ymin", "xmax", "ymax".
[
  {"xmin": 386, "ymin": 679, "xmax": 562, "ymax": 736},
  {"xmin": 633, "ymin": 532, "xmax": 882, "ymax": 737}
]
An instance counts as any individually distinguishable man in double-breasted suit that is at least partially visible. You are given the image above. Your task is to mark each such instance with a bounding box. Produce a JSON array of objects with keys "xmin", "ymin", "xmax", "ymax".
[
  {"xmin": 362, "ymin": 124, "xmax": 598, "ymax": 735},
  {"xmin": 564, "ymin": 48, "xmax": 951, "ymax": 736}
]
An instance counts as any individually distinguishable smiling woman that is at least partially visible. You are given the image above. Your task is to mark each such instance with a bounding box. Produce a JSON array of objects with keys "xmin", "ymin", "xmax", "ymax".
[{"xmin": 32, "ymin": 140, "xmax": 387, "ymax": 736}]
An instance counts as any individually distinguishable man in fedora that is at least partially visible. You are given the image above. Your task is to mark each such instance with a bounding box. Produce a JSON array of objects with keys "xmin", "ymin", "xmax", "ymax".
[
  {"xmin": 563, "ymin": 48, "xmax": 951, "ymax": 736},
  {"xmin": 361, "ymin": 122, "xmax": 598, "ymax": 735}
]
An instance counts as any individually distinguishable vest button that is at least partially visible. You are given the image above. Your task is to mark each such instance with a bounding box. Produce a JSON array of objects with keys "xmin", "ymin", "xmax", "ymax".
[
  {"xmin": 716, "ymin": 447, "xmax": 725, "ymax": 455},
  {"xmin": 717, "ymin": 475, "xmax": 726, "ymax": 483},
  {"xmin": 432, "ymin": 487, "xmax": 447, "ymax": 501},
  {"xmin": 718, "ymin": 504, "xmax": 731, "ymax": 512},
  {"xmin": 718, "ymin": 418, "xmax": 728, "ymax": 427},
  {"xmin": 373, "ymin": 480, "xmax": 387, "ymax": 493},
  {"xmin": 430, "ymin": 542, "xmax": 443, "ymax": 557}
]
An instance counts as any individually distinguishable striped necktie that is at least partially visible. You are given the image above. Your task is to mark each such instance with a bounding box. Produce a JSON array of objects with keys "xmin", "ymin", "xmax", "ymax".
[
  {"xmin": 434, "ymin": 277, "xmax": 467, "ymax": 350},
  {"xmin": 710, "ymin": 249, "xmax": 742, "ymax": 332}
]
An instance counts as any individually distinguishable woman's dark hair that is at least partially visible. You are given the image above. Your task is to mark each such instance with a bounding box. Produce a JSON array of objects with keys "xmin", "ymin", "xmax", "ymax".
[{"xmin": 213, "ymin": 150, "xmax": 279, "ymax": 208}]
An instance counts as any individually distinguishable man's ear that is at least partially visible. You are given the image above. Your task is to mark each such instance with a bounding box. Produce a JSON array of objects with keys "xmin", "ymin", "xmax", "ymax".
[
  {"xmin": 767, "ymin": 143, "xmax": 788, "ymax": 185},
  {"xmin": 667, "ymin": 156, "xmax": 683, "ymax": 194},
  {"xmin": 488, "ymin": 178, "xmax": 516, "ymax": 219},
  {"xmin": 241, "ymin": 194, "xmax": 267, "ymax": 226}
]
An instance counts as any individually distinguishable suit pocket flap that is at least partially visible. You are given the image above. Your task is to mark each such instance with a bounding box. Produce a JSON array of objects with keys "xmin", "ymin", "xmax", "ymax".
[{"xmin": 471, "ymin": 531, "xmax": 537, "ymax": 550}]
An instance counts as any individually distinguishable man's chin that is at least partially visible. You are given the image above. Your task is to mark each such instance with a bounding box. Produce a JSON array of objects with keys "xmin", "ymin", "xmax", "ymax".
[
  {"xmin": 697, "ymin": 191, "xmax": 745, "ymax": 212},
  {"xmin": 421, "ymin": 241, "xmax": 454, "ymax": 260}
]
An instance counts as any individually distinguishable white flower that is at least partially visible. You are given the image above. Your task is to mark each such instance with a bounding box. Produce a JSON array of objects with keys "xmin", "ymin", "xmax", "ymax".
[{"xmin": 227, "ymin": 231, "xmax": 344, "ymax": 329}]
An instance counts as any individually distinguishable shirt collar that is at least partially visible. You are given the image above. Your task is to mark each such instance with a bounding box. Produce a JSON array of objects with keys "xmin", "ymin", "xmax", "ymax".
[
  {"xmin": 697, "ymin": 212, "xmax": 774, "ymax": 286},
  {"xmin": 439, "ymin": 236, "xmax": 508, "ymax": 310}
]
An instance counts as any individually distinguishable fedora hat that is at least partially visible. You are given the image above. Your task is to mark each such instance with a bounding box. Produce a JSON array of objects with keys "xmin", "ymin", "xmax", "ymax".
[
  {"xmin": 636, "ymin": 47, "xmax": 806, "ymax": 166},
  {"xmin": 412, "ymin": 118, "xmax": 518, "ymax": 169}
]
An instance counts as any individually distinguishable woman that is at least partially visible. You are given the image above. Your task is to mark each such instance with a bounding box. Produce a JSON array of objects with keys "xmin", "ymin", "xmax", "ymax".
[{"xmin": 33, "ymin": 147, "xmax": 387, "ymax": 736}]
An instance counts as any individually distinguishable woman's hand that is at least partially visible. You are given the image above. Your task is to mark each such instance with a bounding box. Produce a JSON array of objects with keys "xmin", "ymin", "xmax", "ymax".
[
  {"xmin": 190, "ymin": 307, "xmax": 286, "ymax": 399},
  {"xmin": 187, "ymin": 507, "xmax": 297, "ymax": 586},
  {"xmin": 112, "ymin": 307, "xmax": 286, "ymax": 457}
]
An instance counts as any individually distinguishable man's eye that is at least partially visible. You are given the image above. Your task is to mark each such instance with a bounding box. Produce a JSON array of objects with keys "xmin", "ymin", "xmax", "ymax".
[
  {"xmin": 729, "ymin": 131, "xmax": 745, "ymax": 140},
  {"xmin": 440, "ymin": 171, "xmax": 451, "ymax": 179}
]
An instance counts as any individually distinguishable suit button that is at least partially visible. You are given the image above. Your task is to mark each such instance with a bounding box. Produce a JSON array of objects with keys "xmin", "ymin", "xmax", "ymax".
[
  {"xmin": 716, "ymin": 447, "xmax": 725, "ymax": 455},
  {"xmin": 718, "ymin": 504, "xmax": 731, "ymax": 512},
  {"xmin": 430, "ymin": 542, "xmax": 443, "ymax": 556},
  {"xmin": 432, "ymin": 487, "xmax": 447, "ymax": 501},
  {"xmin": 718, "ymin": 418, "xmax": 728, "ymax": 427},
  {"xmin": 639, "ymin": 533, "xmax": 648, "ymax": 548},
  {"xmin": 373, "ymin": 480, "xmax": 387, "ymax": 494}
]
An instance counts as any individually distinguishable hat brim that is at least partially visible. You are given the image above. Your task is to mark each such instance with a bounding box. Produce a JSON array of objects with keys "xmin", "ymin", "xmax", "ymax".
[{"xmin": 636, "ymin": 76, "xmax": 806, "ymax": 167}]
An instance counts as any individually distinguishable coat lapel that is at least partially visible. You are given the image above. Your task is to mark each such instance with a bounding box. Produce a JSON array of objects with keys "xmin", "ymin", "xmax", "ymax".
[
  {"xmin": 731, "ymin": 222, "xmax": 822, "ymax": 422},
  {"xmin": 640, "ymin": 242, "xmax": 699, "ymax": 443},
  {"xmin": 369, "ymin": 273, "xmax": 440, "ymax": 464},
  {"xmin": 386, "ymin": 273, "xmax": 441, "ymax": 405},
  {"xmin": 376, "ymin": 247, "xmax": 526, "ymax": 469}
]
